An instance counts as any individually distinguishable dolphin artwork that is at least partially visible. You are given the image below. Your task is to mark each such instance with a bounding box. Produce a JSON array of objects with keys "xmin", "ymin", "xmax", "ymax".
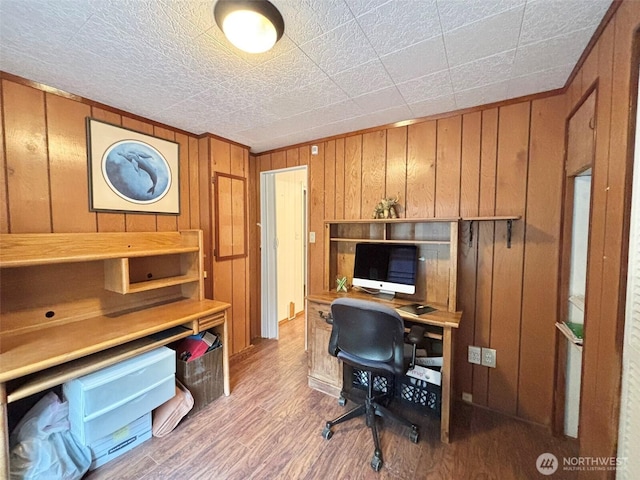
[{"xmin": 117, "ymin": 150, "xmax": 159, "ymax": 194}]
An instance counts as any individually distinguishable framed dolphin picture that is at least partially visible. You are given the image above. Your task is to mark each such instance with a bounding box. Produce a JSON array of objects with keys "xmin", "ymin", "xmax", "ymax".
[{"xmin": 86, "ymin": 118, "xmax": 180, "ymax": 214}]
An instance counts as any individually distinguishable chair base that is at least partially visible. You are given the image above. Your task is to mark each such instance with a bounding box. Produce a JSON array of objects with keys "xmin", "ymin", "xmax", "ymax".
[{"xmin": 321, "ymin": 370, "xmax": 419, "ymax": 472}]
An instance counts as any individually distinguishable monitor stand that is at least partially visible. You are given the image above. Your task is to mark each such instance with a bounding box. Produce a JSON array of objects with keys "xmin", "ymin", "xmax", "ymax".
[{"xmin": 374, "ymin": 290, "xmax": 395, "ymax": 301}]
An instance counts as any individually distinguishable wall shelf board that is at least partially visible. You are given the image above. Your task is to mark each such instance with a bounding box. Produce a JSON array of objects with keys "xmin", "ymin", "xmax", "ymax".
[
  {"xmin": 0, "ymin": 231, "xmax": 200, "ymax": 268},
  {"xmin": 329, "ymin": 237, "xmax": 450, "ymax": 245},
  {"xmin": 463, "ymin": 216, "xmax": 521, "ymax": 248}
]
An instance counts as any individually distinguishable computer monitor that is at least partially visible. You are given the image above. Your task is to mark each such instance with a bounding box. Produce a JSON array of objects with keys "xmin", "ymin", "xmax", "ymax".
[{"xmin": 352, "ymin": 243, "xmax": 418, "ymax": 299}]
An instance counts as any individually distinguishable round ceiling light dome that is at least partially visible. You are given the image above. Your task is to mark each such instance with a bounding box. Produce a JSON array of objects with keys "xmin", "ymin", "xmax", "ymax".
[{"xmin": 214, "ymin": 0, "xmax": 285, "ymax": 54}]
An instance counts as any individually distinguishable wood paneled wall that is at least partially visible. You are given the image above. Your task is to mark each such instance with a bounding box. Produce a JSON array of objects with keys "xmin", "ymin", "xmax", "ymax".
[
  {"xmin": 563, "ymin": 1, "xmax": 640, "ymax": 470},
  {"xmin": 198, "ymin": 137, "xmax": 251, "ymax": 356},
  {"xmin": 254, "ymin": 94, "xmax": 567, "ymax": 427},
  {"xmin": 0, "ymin": 76, "xmax": 253, "ymax": 357},
  {"xmin": 0, "ymin": 78, "xmax": 200, "ymax": 234}
]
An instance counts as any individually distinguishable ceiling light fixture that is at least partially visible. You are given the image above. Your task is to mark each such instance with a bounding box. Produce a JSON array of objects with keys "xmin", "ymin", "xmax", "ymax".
[{"xmin": 214, "ymin": 0, "xmax": 285, "ymax": 54}]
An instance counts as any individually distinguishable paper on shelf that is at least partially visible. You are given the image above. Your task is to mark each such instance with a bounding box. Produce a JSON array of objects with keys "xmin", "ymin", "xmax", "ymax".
[
  {"xmin": 415, "ymin": 356, "xmax": 444, "ymax": 367},
  {"xmin": 406, "ymin": 365, "xmax": 442, "ymax": 386}
]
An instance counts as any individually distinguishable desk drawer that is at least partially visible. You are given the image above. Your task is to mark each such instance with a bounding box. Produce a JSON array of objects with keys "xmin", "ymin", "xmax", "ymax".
[
  {"xmin": 199, "ymin": 311, "xmax": 225, "ymax": 331},
  {"xmin": 64, "ymin": 347, "xmax": 175, "ymax": 418}
]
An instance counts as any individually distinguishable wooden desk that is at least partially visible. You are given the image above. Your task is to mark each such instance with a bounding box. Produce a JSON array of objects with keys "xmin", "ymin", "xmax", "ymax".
[
  {"xmin": 306, "ymin": 291, "xmax": 461, "ymax": 443},
  {"xmin": 0, "ymin": 231, "xmax": 230, "ymax": 477}
]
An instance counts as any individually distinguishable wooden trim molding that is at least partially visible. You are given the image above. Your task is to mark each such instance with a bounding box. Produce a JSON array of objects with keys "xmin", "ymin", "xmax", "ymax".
[
  {"xmin": 213, "ymin": 172, "xmax": 248, "ymax": 260},
  {"xmin": 0, "ymin": 71, "xmax": 250, "ymax": 150},
  {"xmin": 256, "ymin": 88, "xmax": 565, "ymax": 156}
]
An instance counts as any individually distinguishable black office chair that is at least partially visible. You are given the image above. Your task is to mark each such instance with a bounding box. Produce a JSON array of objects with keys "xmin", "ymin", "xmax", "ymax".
[{"xmin": 321, "ymin": 298, "xmax": 420, "ymax": 472}]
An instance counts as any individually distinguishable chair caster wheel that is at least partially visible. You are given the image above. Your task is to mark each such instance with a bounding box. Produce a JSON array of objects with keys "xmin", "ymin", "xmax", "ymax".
[
  {"xmin": 410, "ymin": 427, "xmax": 419, "ymax": 444},
  {"xmin": 371, "ymin": 454, "xmax": 383, "ymax": 472},
  {"xmin": 338, "ymin": 396, "xmax": 346, "ymax": 407},
  {"xmin": 322, "ymin": 426, "xmax": 333, "ymax": 440}
]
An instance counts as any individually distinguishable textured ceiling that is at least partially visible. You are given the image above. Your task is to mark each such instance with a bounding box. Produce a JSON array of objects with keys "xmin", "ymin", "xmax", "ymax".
[{"xmin": 0, "ymin": 0, "xmax": 612, "ymax": 153}]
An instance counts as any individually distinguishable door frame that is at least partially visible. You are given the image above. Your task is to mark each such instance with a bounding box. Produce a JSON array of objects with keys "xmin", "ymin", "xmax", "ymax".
[{"xmin": 260, "ymin": 165, "xmax": 308, "ymax": 339}]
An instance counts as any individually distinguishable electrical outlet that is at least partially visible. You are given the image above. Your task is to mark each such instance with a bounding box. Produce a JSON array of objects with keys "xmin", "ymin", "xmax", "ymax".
[
  {"xmin": 468, "ymin": 346, "xmax": 481, "ymax": 365},
  {"xmin": 462, "ymin": 392, "xmax": 473, "ymax": 403},
  {"xmin": 482, "ymin": 347, "xmax": 497, "ymax": 368}
]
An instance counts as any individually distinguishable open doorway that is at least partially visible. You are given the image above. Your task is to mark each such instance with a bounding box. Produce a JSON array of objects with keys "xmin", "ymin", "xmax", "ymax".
[{"xmin": 260, "ymin": 166, "xmax": 308, "ymax": 339}]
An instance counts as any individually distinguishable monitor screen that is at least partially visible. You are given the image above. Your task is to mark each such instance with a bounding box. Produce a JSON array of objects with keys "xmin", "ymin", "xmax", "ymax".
[{"xmin": 352, "ymin": 243, "xmax": 418, "ymax": 297}]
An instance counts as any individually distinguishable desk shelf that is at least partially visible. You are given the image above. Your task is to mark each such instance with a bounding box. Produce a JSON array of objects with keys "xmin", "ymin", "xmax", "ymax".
[{"xmin": 325, "ymin": 218, "xmax": 459, "ymax": 312}]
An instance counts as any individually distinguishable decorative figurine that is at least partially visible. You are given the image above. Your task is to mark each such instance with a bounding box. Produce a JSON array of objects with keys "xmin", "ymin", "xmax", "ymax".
[
  {"xmin": 372, "ymin": 195, "xmax": 399, "ymax": 219},
  {"xmin": 336, "ymin": 276, "xmax": 348, "ymax": 293}
]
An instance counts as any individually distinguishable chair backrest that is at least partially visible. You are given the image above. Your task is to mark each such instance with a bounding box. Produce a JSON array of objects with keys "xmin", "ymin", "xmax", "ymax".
[{"xmin": 329, "ymin": 298, "xmax": 406, "ymax": 376}]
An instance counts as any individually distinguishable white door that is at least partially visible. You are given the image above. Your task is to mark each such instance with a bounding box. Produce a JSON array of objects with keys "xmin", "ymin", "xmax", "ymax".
[{"xmin": 260, "ymin": 166, "xmax": 308, "ymax": 339}]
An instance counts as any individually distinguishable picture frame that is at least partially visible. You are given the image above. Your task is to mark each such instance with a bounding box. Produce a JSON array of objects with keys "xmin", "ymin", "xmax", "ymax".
[{"xmin": 86, "ymin": 117, "xmax": 180, "ymax": 215}]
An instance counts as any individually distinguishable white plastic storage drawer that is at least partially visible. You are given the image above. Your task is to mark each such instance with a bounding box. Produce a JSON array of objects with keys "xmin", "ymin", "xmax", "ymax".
[
  {"xmin": 88, "ymin": 412, "xmax": 152, "ymax": 471},
  {"xmin": 69, "ymin": 373, "xmax": 174, "ymax": 445},
  {"xmin": 64, "ymin": 347, "xmax": 175, "ymax": 418},
  {"xmin": 64, "ymin": 347, "xmax": 176, "ymax": 445}
]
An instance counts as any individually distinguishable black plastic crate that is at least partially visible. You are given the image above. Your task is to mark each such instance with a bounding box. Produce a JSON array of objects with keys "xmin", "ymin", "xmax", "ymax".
[
  {"xmin": 399, "ymin": 375, "xmax": 441, "ymax": 416},
  {"xmin": 351, "ymin": 369, "xmax": 390, "ymax": 394}
]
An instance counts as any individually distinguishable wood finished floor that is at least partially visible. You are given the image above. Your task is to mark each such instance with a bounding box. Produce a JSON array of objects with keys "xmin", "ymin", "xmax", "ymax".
[{"xmin": 85, "ymin": 316, "xmax": 578, "ymax": 479}]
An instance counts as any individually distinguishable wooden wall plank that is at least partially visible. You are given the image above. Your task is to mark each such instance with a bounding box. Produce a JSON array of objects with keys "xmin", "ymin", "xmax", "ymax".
[
  {"xmin": 188, "ymin": 137, "xmax": 200, "ymax": 230},
  {"xmin": 473, "ymin": 222, "xmax": 494, "ymax": 406},
  {"xmin": 217, "ymin": 175, "xmax": 233, "ymax": 258},
  {"xmin": 455, "ymin": 111, "xmax": 481, "ymax": 398},
  {"xmin": 344, "ymin": 135, "xmax": 362, "ymax": 220},
  {"xmin": 473, "ymin": 108, "xmax": 499, "ymax": 407},
  {"xmin": 335, "ymin": 138, "xmax": 345, "ymax": 220},
  {"xmin": 46, "ymin": 94, "xmax": 95, "ymax": 233},
  {"xmin": 122, "ymin": 117, "xmax": 156, "ymax": 232},
  {"xmin": 460, "ymin": 112, "xmax": 481, "ymax": 218},
  {"xmin": 286, "ymin": 148, "xmax": 299, "ymax": 168},
  {"xmin": 198, "ymin": 137, "xmax": 212, "ymax": 298},
  {"xmin": 175, "ymin": 133, "xmax": 191, "ymax": 231},
  {"xmin": 324, "ymin": 140, "xmax": 336, "ymax": 221},
  {"xmin": 456, "ymin": 222, "xmax": 477, "ymax": 399},
  {"xmin": 231, "ymin": 177, "xmax": 245, "ymax": 257},
  {"xmin": 487, "ymin": 102, "xmax": 530, "ymax": 415},
  {"xmin": 154, "ymin": 126, "xmax": 178, "ymax": 232},
  {"xmin": 249, "ymin": 154, "xmax": 260, "ymax": 340},
  {"xmin": 230, "ymin": 144, "xmax": 245, "ymax": 177},
  {"xmin": 232, "ymin": 257, "xmax": 247, "ymax": 355},
  {"xmin": 271, "ymin": 151, "xmax": 286, "ymax": 170},
  {"xmin": 212, "ymin": 138, "xmax": 231, "ymax": 175},
  {"xmin": 91, "ymin": 108, "xmax": 125, "ymax": 232},
  {"xmin": 299, "ymin": 147, "xmax": 310, "ymax": 167},
  {"xmin": 435, "ymin": 116, "xmax": 462, "ymax": 218},
  {"xmin": 518, "ymin": 95, "xmax": 566, "ymax": 425},
  {"xmin": 566, "ymin": 90, "xmax": 596, "ymax": 175},
  {"xmin": 479, "ymin": 109, "xmax": 498, "ymax": 216},
  {"xmin": 386, "ymin": 127, "xmax": 407, "ymax": 215},
  {"xmin": 406, "ymin": 121, "xmax": 436, "ymax": 218},
  {"xmin": 0, "ymin": 84, "xmax": 7, "ymax": 233},
  {"xmin": 581, "ymin": 41, "xmax": 599, "ymax": 94},
  {"xmin": 308, "ymin": 143, "xmax": 325, "ymax": 293},
  {"xmin": 214, "ymin": 258, "xmax": 234, "ymax": 350},
  {"xmin": 3, "ymin": 81, "xmax": 51, "ymax": 233},
  {"xmin": 361, "ymin": 131, "xmax": 386, "ymax": 219}
]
